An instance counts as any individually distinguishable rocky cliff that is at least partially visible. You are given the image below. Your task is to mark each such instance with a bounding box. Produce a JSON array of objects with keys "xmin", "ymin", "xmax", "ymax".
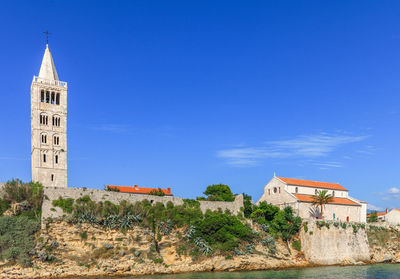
[
  {"xmin": 0, "ymin": 221, "xmax": 399, "ymax": 278},
  {"xmin": 0, "ymin": 220, "xmax": 307, "ymax": 278}
]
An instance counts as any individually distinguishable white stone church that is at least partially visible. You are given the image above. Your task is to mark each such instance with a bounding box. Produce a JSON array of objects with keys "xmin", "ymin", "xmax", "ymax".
[
  {"xmin": 30, "ymin": 44, "xmax": 68, "ymax": 188},
  {"xmin": 257, "ymin": 176, "xmax": 367, "ymax": 223}
]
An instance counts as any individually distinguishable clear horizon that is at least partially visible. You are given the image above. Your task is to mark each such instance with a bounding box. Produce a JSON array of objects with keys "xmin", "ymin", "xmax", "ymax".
[{"xmin": 0, "ymin": 1, "xmax": 399, "ymax": 211}]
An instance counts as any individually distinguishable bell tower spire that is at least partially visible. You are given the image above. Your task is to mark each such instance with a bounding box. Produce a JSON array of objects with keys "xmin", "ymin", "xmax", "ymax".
[{"xmin": 31, "ymin": 38, "xmax": 68, "ymax": 188}]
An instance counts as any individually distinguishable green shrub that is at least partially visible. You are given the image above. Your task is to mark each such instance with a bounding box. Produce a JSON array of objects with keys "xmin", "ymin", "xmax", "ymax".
[
  {"xmin": 341, "ymin": 222, "xmax": 347, "ymax": 229},
  {"xmin": 0, "ymin": 199, "xmax": 10, "ymax": 215},
  {"xmin": 153, "ymin": 258, "xmax": 163, "ymax": 264},
  {"xmin": 333, "ymin": 222, "xmax": 339, "ymax": 228},
  {"xmin": 0, "ymin": 216, "xmax": 40, "ymax": 267},
  {"xmin": 149, "ymin": 188, "xmax": 165, "ymax": 196},
  {"xmin": 193, "ymin": 211, "xmax": 252, "ymax": 250},
  {"xmin": 52, "ymin": 198, "xmax": 74, "ymax": 213},
  {"xmin": 3, "ymin": 180, "xmax": 43, "ymax": 212},
  {"xmin": 80, "ymin": 231, "xmax": 88, "ymax": 240},
  {"xmin": 292, "ymin": 240, "xmax": 301, "ymax": 251},
  {"xmin": 303, "ymin": 224, "xmax": 308, "ymax": 233}
]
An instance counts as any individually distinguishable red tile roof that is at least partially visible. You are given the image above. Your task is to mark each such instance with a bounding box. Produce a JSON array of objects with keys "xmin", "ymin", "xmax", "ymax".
[
  {"xmin": 278, "ymin": 177, "xmax": 348, "ymax": 191},
  {"xmin": 293, "ymin": 194, "xmax": 360, "ymax": 206},
  {"xmin": 367, "ymin": 208, "xmax": 400, "ymax": 217},
  {"xmin": 106, "ymin": 185, "xmax": 173, "ymax": 196}
]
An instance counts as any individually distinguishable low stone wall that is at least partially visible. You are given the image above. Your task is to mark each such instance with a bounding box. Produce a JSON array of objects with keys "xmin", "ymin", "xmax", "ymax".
[
  {"xmin": 42, "ymin": 187, "xmax": 243, "ymax": 221},
  {"xmin": 300, "ymin": 220, "xmax": 370, "ymax": 265}
]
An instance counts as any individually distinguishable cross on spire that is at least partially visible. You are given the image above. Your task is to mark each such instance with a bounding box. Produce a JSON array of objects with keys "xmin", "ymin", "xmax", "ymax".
[{"xmin": 43, "ymin": 30, "xmax": 50, "ymax": 45}]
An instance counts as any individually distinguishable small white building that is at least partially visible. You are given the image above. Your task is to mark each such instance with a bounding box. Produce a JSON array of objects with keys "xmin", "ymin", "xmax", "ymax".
[
  {"xmin": 369, "ymin": 208, "xmax": 400, "ymax": 225},
  {"xmin": 257, "ymin": 176, "xmax": 367, "ymax": 223}
]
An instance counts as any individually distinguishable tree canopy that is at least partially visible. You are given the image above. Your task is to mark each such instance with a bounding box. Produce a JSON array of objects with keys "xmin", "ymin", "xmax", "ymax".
[{"xmin": 198, "ymin": 184, "xmax": 235, "ymax": 202}]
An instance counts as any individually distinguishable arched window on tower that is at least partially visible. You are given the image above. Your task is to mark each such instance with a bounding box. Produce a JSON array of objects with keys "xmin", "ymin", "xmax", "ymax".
[
  {"xmin": 43, "ymin": 153, "xmax": 46, "ymax": 163},
  {"xmin": 51, "ymin": 92, "xmax": 55, "ymax": 104},
  {"xmin": 54, "ymin": 135, "xmax": 60, "ymax": 146},
  {"xmin": 55, "ymin": 155, "xmax": 58, "ymax": 164},
  {"xmin": 45, "ymin": 91, "xmax": 50, "ymax": 103},
  {"xmin": 41, "ymin": 133, "xmax": 47, "ymax": 144},
  {"xmin": 41, "ymin": 90, "xmax": 45, "ymax": 103},
  {"xmin": 56, "ymin": 93, "xmax": 60, "ymax": 105},
  {"xmin": 53, "ymin": 115, "xmax": 61, "ymax": 127},
  {"xmin": 40, "ymin": 114, "xmax": 48, "ymax": 126}
]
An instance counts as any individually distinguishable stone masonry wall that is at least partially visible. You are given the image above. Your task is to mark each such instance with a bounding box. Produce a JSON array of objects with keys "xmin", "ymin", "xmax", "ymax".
[
  {"xmin": 300, "ymin": 220, "xmax": 370, "ymax": 265},
  {"xmin": 42, "ymin": 187, "xmax": 243, "ymax": 221}
]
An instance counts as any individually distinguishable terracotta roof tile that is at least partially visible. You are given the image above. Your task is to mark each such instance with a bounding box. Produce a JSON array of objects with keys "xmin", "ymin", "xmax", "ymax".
[
  {"xmin": 278, "ymin": 177, "xmax": 348, "ymax": 191},
  {"xmin": 293, "ymin": 194, "xmax": 360, "ymax": 206},
  {"xmin": 106, "ymin": 185, "xmax": 173, "ymax": 196}
]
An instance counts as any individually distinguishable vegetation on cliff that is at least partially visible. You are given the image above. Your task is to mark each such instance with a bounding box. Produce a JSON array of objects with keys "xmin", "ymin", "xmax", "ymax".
[
  {"xmin": 249, "ymin": 201, "xmax": 302, "ymax": 241},
  {"xmin": 0, "ymin": 180, "xmax": 43, "ymax": 267}
]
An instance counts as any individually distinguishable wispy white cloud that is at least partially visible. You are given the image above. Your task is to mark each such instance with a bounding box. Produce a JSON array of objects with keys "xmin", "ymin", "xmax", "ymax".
[
  {"xmin": 217, "ymin": 133, "xmax": 368, "ymax": 166},
  {"xmin": 367, "ymin": 204, "xmax": 384, "ymax": 212},
  {"xmin": 380, "ymin": 187, "xmax": 400, "ymax": 201}
]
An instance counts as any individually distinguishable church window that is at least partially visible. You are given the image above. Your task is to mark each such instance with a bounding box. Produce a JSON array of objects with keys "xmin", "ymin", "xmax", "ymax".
[
  {"xmin": 295, "ymin": 187, "xmax": 298, "ymax": 193},
  {"xmin": 43, "ymin": 154, "xmax": 46, "ymax": 163},
  {"xmin": 56, "ymin": 93, "xmax": 60, "ymax": 105},
  {"xmin": 55, "ymin": 155, "xmax": 58, "ymax": 164},
  {"xmin": 51, "ymin": 174, "xmax": 54, "ymax": 181},
  {"xmin": 53, "ymin": 116, "xmax": 60, "ymax": 127},
  {"xmin": 279, "ymin": 187, "xmax": 281, "ymax": 193},
  {"xmin": 268, "ymin": 189, "xmax": 270, "ymax": 195},
  {"xmin": 41, "ymin": 134, "xmax": 47, "ymax": 144},
  {"xmin": 273, "ymin": 187, "xmax": 277, "ymax": 193},
  {"xmin": 46, "ymin": 91, "xmax": 50, "ymax": 103},
  {"xmin": 51, "ymin": 92, "xmax": 55, "ymax": 104},
  {"xmin": 41, "ymin": 90, "xmax": 45, "ymax": 102},
  {"xmin": 40, "ymin": 114, "xmax": 48, "ymax": 125},
  {"xmin": 54, "ymin": 136, "xmax": 60, "ymax": 145}
]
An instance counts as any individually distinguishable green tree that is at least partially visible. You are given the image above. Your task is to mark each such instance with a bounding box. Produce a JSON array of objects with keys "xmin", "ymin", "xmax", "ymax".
[
  {"xmin": 243, "ymin": 193, "xmax": 253, "ymax": 218},
  {"xmin": 270, "ymin": 207, "xmax": 302, "ymax": 241},
  {"xmin": 312, "ymin": 190, "xmax": 334, "ymax": 220},
  {"xmin": 250, "ymin": 201, "xmax": 280, "ymax": 224},
  {"xmin": 202, "ymin": 184, "xmax": 235, "ymax": 201},
  {"xmin": 367, "ymin": 211, "xmax": 378, "ymax": 223}
]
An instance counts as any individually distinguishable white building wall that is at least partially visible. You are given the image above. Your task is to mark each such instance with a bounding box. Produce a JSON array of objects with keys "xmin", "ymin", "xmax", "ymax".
[
  {"xmin": 385, "ymin": 210, "xmax": 400, "ymax": 225},
  {"xmin": 286, "ymin": 184, "xmax": 348, "ymax": 198}
]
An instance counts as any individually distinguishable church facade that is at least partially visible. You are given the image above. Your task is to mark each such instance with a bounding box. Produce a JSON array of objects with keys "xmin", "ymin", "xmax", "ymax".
[
  {"xmin": 30, "ymin": 44, "xmax": 68, "ymax": 188},
  {"xmin": 257, "ymin": 176, "xmax": 367, "ymax": 223}
]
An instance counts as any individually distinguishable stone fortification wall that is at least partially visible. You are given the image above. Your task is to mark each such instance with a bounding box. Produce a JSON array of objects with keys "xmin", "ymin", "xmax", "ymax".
[
  {"xmin": 300, "ymin": 220, "xmax": 370, "ymax": 265},
  {"xmin": 42, "ymin": 187, "xmax": 243, "ymax": 221}
]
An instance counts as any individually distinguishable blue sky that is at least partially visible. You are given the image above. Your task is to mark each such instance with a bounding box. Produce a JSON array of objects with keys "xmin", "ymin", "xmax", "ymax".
[{"xmin": 0, "ymin": 1, "xmax": 399, "ymax": 210}]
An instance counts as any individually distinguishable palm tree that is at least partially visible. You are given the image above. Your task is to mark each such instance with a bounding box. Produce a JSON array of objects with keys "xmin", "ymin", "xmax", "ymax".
[{"xmin": 312, "ymin": 190, "xmax": 334, "ymax": 220}]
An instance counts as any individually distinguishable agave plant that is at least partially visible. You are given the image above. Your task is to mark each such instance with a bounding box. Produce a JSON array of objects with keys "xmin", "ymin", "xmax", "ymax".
[
  {"xmin": 78, "ymin": 211, "xmax": 98, "ymax": 225},
  {"xmin": 261, "ymin": 236, "xmax": 275, "ymax": 247},
  {"xmin": 233, "ymin": 248, "xmax": 244, "ymax": 256},
  {"xmin": 185, "ymin": 225, "xmax": 196, "ymax": 239},
  {"xmin": 244, "ymin": 243, "xmax": 255, "ymax": 254},
  {"xmin": 103, "ymin": 215, "xmax": 120, "ymax": 229},
  {"xmin": 193, "ymin": 237, "xmax": 212, "ymax": 255},
  {"xmin": 260, "ymin": 223, "xmax": 269, "ymax": 232}
]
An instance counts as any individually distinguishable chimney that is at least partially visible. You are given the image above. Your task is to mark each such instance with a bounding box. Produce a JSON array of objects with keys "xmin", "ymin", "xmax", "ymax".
[{"xmin": 168, "ymin": 187, "xmax": 171, "ymax": 193}]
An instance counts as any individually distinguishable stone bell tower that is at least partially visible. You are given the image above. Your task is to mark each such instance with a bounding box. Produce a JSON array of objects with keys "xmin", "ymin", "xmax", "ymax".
[{"xmin": 31, "ymin": 42, "xmax": 68, "ymax": 188}]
